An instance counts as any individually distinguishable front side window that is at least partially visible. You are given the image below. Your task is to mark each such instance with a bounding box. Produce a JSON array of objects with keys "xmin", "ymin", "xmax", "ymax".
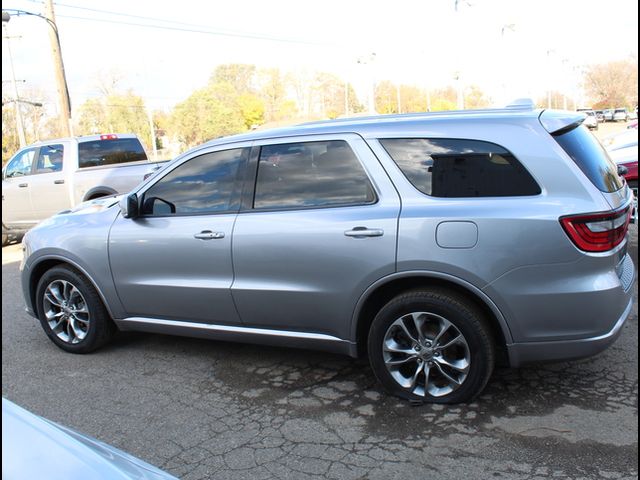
[
  {"xmin": 5, "ymin": 149, "xmax": 36, "ymax": 178},
  {"xmin": 142, "ymin": 147, "xmax": 249, "ymax": 216},
  {"xmin": 380, "ymin": 138, "xmax": 541, "ymax": 197},
  {"xmin": 35, "ymin": 144, "xmax": 65, "ymax": 173},
  {"xmin": 253, "ymin": 140, "xmax": 376, "ymax": 209}
]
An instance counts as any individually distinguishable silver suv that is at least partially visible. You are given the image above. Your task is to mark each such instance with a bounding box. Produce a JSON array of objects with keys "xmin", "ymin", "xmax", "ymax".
[{"xmin": 20, "ymin": 103, "xmax": 635, "ymax": 404}]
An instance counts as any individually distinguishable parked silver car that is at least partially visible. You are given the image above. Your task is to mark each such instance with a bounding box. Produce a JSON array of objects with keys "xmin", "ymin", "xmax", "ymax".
[
  {"xmin": 613, "ymin": 108, "xmax": 629, "ymax": 122},
  {"xmin": 2, "ymin": 398, "xmax": 177, "ymax": 480},
  {"xmin": 20, "ymin": 102, "xmax": 635, "ymax": 404}
]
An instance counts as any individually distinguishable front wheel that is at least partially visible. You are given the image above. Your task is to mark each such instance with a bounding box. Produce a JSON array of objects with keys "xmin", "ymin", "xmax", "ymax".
[
  {"xmin": 368, "ymin": 289, "xmax": 495, "ymax": 404},
  {"xmin": 35, "ymin": 266, "xmax": 116, "ymax": 353}
]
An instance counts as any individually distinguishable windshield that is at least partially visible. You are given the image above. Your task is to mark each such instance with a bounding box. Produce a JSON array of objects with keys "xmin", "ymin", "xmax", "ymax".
[{"xmin": 553, "ymin": 125, "xmax": 624, "ymax": 193}]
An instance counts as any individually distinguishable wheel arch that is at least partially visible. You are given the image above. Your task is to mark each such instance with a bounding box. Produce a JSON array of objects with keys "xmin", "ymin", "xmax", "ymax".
[
  {"xmin": 82, "ymin": 186, "xmax": 118, "ymax": 202},
  {"xmin": 351, "ymin": 271, "xmax": 513, "ymax": 365},
  {"xmin": 28, "ymin": 256, "xmax": 116, "ymax": 320}
]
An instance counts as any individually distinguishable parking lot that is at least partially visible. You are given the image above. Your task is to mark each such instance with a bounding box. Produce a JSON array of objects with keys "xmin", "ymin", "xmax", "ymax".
[
  {"xmin": 2, "ymin": 223, "xmax": 637, "ymax": 480},
  {"xmin": 2, "ymin": 226, "xmax": 638, "ymax": 479}
]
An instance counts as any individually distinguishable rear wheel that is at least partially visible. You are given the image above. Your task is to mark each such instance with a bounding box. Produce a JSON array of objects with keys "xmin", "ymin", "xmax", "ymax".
[
  {"xmin": 368, "ymin": 289, "xmax": 495, "ymax": 404},
  {"xmin": 35, "ymin": 266, "xmax": 116, "ymax": 353}
]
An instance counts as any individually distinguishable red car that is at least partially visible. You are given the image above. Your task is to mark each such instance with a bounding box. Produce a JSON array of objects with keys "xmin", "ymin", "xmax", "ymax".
[{"xmin": 606, "ymin": 129, "xmax": 638, "ymax": 220}]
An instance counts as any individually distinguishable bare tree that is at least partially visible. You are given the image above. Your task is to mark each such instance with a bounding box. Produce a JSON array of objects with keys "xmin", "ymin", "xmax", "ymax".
[{"xmin": 584, "ymin": 59, "xmax": 638, "ymax": 108}]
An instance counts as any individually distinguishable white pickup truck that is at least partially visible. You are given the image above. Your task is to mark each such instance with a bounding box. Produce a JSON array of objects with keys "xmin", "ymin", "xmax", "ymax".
[{"xmin": 2, "ymin": 133, "xmax": 167, "ymax": 245}]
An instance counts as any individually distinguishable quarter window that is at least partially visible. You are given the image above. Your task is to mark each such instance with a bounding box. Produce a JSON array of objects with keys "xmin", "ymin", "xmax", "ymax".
[
  {"xmin": 5, "ymin": 149, "xmax": 36, "ymax": 178},
  {"xmin": 380, "ymin": 138, "xmax": 541, "ymax": 197},
  {"xmin": 142, "ymin": 147, "xmax": 249, "ymax": 216},
  {"xmin": 253, "ymin": 140, "xmax": 376, "ymax": 209}
]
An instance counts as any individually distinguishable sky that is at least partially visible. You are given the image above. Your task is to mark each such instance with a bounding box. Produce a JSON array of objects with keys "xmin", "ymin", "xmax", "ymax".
[{"xmin": 2, "ymin": 0, "xmax": 638, "ymax": 116}]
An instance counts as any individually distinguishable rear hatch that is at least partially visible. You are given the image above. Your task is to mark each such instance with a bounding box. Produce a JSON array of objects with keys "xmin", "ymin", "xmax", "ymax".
[
  {"xmin": 539, "ymin": 110, "xmax": 631, "ymax": 208},
  {"xmin": 540, "ymin": 111, "xmax": 633, "ymax": 282}
]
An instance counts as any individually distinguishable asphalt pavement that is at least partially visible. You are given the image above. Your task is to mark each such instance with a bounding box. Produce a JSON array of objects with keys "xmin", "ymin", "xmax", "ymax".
[{"xmin": 2, "ymin": 227, "xmax": 638, "ymax": 480}]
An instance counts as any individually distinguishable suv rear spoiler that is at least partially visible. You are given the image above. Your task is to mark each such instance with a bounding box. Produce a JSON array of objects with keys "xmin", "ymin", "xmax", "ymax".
[{"xmin": 539, "ymin": 110, "xmax": 586, "ymax": 135}]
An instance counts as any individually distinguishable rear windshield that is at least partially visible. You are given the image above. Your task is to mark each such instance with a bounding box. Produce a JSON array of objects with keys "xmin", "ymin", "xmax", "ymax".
[
  {"xmin": 553, "ymin": 125, "xmax": 623, "ymax": 193},
  {"xmin": 78, "ymin": 138, "xmax": 147, "ymax": 168}
]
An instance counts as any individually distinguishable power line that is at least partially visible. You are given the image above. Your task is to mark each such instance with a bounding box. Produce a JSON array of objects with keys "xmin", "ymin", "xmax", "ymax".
[{"xmin": 35, "ymin": 2, "xmax": 333, "ymax": 47}]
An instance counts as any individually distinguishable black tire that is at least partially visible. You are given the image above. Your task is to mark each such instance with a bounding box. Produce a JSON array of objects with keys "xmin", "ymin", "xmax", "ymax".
[
  {"xmin": 35, "ymin": 265, "xmax": 116, "ymax": 353},
  {"xmin": 368, "ymin": 289, "xmax": 495, "ymax": 404},
  {"xmin": 2, "ymin": 233, "xmax": 9, "ymax": 247}
]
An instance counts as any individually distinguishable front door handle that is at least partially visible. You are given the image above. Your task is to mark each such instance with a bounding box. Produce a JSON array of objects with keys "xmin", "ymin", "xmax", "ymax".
[
  {"xmin": 54, "ymin": 179, "xmax": 65, "ymax": 184},
  {"xmin": 18, "ymin": 183, "xmax": 28, "ymax": 188},
  {"xmin": 344, "ymin": 227, "xmax": 384, "ymax": 238},
  {"xmin": 194, "ymin": 230, "xmax": 225, "ymax": 240}
]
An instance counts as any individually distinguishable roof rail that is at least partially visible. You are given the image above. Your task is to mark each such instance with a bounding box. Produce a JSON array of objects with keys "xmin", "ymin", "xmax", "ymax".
[{"xmin": 504, "ymin": 98, "xmax": 536, "ymax": 110}]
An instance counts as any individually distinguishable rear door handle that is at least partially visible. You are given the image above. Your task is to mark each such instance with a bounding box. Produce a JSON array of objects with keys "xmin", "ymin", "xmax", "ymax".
[
  {"xmin": 54, "ymin": 179, "xmax": 65, "ymax": 184},
  {"xmin": 18, "ymin": 183, "xmax": 28, "ymax": 188},
  {"xmin": 344, "ymin": 227, "xmax": 384, "ymax": 238},
  {"xmin": 194, "ymin": 230, "xmax": 225, "ymax": 240}
]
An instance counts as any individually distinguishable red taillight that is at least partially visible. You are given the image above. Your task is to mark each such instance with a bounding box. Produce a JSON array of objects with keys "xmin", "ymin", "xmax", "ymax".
[
  {"xmin": 99, "ymin": 134, "xmax": 118, "ymax": 140},
  {"xmin": 560, "ymin": 207, "xmax": 632, "ymax": 252}
]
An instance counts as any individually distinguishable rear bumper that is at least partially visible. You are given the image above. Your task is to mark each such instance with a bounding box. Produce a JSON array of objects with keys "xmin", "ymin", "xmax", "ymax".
[{"xmin": 507, "ymin": 296, "xmax": 633, "ymax": 367}]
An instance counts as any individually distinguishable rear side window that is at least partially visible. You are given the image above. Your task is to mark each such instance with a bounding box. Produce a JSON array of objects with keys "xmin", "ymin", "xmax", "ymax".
[
  {"xmin": 253, "ymin": 140, "xmax": 376, "ymax": 209},
  {"xmin": 553, "ymin": 125, "xmax": 624, "ymax": 193},
  {"xmin": 78, "ymin": 138, "xmax": 147, "ymax": 168},
  {"xmin": 380, "ymin": 138, "xmax": 540, "ymax": 197}
]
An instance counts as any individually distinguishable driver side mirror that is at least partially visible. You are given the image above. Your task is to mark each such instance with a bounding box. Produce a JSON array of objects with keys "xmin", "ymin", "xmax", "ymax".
[{"xmin": 119, "ymin": 193, "xmax": 139, "ymax": 219}]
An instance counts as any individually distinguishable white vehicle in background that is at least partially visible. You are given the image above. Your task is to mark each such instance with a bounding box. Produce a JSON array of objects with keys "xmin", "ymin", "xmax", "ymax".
[
  {"xmin": 576, "ymin": 108, "xmax": 598, "ymax": 130},
  {"xmin": 613, "ymin": 108, "xmax": 629, "ymax": 122},
  {"xmin": 2, "ymin": 133, "xmax": 167, "ymax": 246}
]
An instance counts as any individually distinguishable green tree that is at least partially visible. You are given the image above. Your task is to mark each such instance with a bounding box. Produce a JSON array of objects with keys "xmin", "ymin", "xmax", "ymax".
[
  {"xmin": 238, "ymin": 93, "xmax": 265, "ymax": 129},
  {"xmin": 430, "ymin": 87, "xmax": 457, "ymax": 111},
  {"xmin": 170, "ymin": 82, "xmax": 245, "ymax": 148},
  {"xmin": 210, "ymin": 64, "xmax": 257, "ymax": 94},
  {"xmin": 76, "ymin": 91, "xmax": 151, "ymax": 150}
]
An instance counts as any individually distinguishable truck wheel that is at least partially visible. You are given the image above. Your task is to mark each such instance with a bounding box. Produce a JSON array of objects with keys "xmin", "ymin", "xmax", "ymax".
[
  {"xmin": 35, "ymin": 265, "xmax": 116, "ymax": 353},
  {"xmin": 368, "ymin": 289, "xmax": 495, "ymax": 404}
]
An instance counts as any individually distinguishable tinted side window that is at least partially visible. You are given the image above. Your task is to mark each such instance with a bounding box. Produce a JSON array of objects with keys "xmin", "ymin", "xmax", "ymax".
[
  {"xmin": 254, "ymin": 140, "xmax": 375, "ymax": 209},
  {"xmin": 5, "ymin": 149, "xmax": 36, "ymax": 178},
  {"xmin": 142, "ymin": 148, "xmax": 249, "ymax": 216},
  {"xmin": 35, "ymin": 144, "xmax": 65, "ymax": 173},
  {"xmin": 553, "ymin": 125, "xmax": 623, "ymax": 193},
  {"xmin": 380, "ymin": 138, "xmax": 541, "ymax": 197},
  {"xmin": 78, "ymin": 138, "xmax": 147, "ymax": 168}
]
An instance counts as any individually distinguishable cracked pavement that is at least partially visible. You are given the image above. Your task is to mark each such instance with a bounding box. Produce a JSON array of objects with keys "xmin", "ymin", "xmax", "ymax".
[{"xmin": 2, "ymin": 226, "xmax": 637, "ymax": 479}]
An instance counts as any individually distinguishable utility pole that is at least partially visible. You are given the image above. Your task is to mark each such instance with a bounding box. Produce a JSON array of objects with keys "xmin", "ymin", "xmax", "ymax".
[
  {"xmin": 44, "ymin": 0, "xmax": 72, "ymax": 136},
  {"xmin": 147, "ymin": 109, "xmax": 158, "ymax": 161},
  {"xmin": 2, "ymin": 21, "xmax": 27, "ymax": 147},
  {"xmin": 344, "ymin": 79, "xmax": 349, "ymax": 116}
]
